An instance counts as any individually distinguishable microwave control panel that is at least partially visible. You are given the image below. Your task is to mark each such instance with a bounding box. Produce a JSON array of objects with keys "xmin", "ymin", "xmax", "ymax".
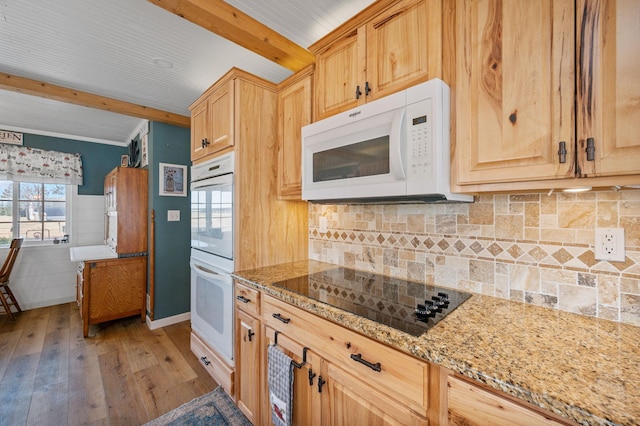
[{"xmin": 406, "ymin": 99, "xmax": 433, "ymax": 179}]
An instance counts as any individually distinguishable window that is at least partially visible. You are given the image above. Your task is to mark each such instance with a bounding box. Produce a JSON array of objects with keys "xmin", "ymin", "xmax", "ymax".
[{"xmin": 0, "ymin": 181, "xmax": 72, "ymax": 245}]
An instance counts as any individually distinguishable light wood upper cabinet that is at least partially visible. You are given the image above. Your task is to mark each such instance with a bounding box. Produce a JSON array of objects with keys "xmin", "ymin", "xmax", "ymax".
[
  {"xmin": 189, "ymin": 79, "xmax": 234, "ymax": 161},
  {"xmin": 455, "ymin": 0, "xmax": 575, "ymax": 185},
  {"xmin": 312, "ymin": 0, "xmax": 442, "ymax": 120},
  {"xmin": 454, "ymin": 0, "xmax": 640, "ymax": 189},
  {"xmin": 277, "ymin": 65, "xmax": 313, "ymax": 200},
  {"xmin": 365, "ymin": 0, "xmax": 437, "ymax": 101},
  {"xmin": 314, "ymin": 29, "xmax": 365, "ymax": 119},
  {"xmin": 576, "ymin": 0, "xmax": 640, "ymax": 178}
]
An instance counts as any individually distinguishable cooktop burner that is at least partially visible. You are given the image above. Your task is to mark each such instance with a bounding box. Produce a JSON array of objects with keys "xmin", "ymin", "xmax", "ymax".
[{"xmin": 271, "ymin": 267, "xmax": 471, "ymax": 336}]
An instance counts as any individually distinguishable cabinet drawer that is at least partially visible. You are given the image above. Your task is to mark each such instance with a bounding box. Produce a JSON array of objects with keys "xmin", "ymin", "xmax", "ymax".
[
  {"xmin": 448, "ymin": 375, "xmax": 572, "ymax": 425},
  {"xmin": 190, "ymin": 331, "xmax": 235, "ymax": 397},
  {"xmin": 263, "ymin": 295, "xmax": 429, "ymax": 415},
  {"xmin": 234, "ymin": 282, "xmax": 260, "ymax": 316}
]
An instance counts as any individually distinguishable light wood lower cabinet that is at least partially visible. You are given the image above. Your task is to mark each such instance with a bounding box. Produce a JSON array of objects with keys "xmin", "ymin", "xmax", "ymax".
[
  {"xmin": 235, "ymin": 282, "xmax": 262, "ymax": 425},
  {"xmin": 77, "ymin": 256, "xmax": 146, "ymax": 338},
  {"xmin": 323, "ymin": 362, "xmax": 427, "ymax": 425},
  {"xmin": 446, "ymin": 375, "xmax": 573, "ymax": 425},
  {"xmin": 235, "ymin": 287, "xmax": 577, "ymax": 425},
  {"xmin": 264, "ymin": 326, "xmax": 322, "ymax": 426},
  {"xmin": 261, "ymin": 294, "xmax": 429, "ymax": 425},
  {"xmin": 236, "ymin": 309, "xmax": 261, "ymax": 425},
  {"xmin": 191, "ymin": 331, "xmax": 235, "ymax": 396}
]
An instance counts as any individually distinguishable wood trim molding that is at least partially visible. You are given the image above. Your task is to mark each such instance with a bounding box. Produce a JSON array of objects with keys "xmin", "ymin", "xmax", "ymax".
[
  {"xmin": 1, "ymin": 73, "xmax": 190, "ymax": 128},
  {"xmin": 146, "ymin": 0, "xmax": 315, "ymax": 72},
  {"xmin": 307, "ymin": 0, "xmax": 399, "ymax": 54}
]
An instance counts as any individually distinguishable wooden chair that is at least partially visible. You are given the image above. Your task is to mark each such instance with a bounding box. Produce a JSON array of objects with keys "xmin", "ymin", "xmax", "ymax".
[{"xmin": 0, "ymin": 238, "xmax": 23, "ymax": 321}]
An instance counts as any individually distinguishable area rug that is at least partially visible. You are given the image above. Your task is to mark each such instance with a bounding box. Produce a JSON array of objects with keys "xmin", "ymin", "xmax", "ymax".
[{"xmin": 144, "ymin": 387, "xmax": 252, "ymax": 426}]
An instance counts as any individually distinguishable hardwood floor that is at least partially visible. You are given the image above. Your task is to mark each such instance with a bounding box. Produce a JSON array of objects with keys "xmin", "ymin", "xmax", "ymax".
[{"xmin": 0, "ymin": 303, "xmax": 218, "ymax": 425}]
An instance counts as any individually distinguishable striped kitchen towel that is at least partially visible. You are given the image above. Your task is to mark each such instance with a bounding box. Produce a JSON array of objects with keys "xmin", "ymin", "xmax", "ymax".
[{"xmin": 267, "ymin": 344, "xmax": 295, "ymax": 426}]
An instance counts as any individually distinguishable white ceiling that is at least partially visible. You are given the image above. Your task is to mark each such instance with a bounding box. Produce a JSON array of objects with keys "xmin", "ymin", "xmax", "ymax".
[{"xmin": 0, "ymin": 0, "xmax": 375, "ymax": 145}]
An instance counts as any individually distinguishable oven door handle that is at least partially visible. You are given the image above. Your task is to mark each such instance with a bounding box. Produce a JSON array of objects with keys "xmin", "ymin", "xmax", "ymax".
[
  {"xmin": 194, "ymin": 263, "xmax": 221, "ymax": 276},
  {"xmin": 190, "ymin": 261, "xmax": 231, "ymax": 283}
]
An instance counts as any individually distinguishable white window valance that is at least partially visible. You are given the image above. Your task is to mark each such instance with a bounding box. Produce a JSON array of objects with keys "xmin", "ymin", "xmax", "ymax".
[{"xmin": 0, "ymin": 144, "xmax": 83, "ymax": 185}]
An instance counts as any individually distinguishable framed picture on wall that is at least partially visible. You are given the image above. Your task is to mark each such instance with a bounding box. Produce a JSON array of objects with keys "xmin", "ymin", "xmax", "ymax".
[{"xmin": 159, "ymin": 163, "xmax": 187, "ymax": 197}]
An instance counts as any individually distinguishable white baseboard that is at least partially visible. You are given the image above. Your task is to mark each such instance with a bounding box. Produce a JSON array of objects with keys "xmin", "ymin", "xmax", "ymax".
[{"xmin": 146, "ymin": 311, "xmax": 191, "ymax": 330}]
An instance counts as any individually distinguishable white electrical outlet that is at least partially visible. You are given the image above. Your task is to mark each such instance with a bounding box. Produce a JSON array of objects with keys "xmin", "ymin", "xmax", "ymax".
[
  {"xmin": 319, "ymin": 216, "xmax": 328, "ymax": 233},
  {"xmin": 594, "ymin": 228, "xmax": 625, "ymax": 262}
]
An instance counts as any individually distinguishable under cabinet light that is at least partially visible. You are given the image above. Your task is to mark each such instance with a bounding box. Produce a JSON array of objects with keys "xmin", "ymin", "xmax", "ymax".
[{"xmin": 562, "ymin": 187, "xmax": 592, "ymax": 193}]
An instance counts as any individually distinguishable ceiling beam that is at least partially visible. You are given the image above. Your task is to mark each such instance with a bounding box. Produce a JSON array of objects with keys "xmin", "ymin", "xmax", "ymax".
[
  {"xmin": 0, "ymin": 73, "xmax": 190, "ymax": 128},
  {"xmin": 147, "ymin": 0, "xmax": 315, "ymax": 72}
]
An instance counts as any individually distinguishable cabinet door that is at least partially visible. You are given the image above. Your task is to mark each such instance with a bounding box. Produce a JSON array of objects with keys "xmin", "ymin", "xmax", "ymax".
[
  {"xmin": 315, "ymin": 28, "xmax": 366, "ymax": 120},
  {"xmin": 366, "ymin": 0, "xmax": 434, "ymax": 101},
  {"xmin": 208, "ymin": 80, "xmax": 235, "ymax": 155},
  {"xmin": 577, "ymin": 0, "xmax": 640, "ymax": 177},
  {"xmin": 322, "ymin": 362, "xmax": 427, "ymax": 426},
  {"xmin": 455, "ymin": 0, "xmax": 575, "ymax": 185},
  {"xmin": 190, "ymin": 99, "xmax": 210, "ymax": 161},
  {"xmin": 277, "ymin": 70, "xmax": 313, "ymax": 199},
  {"xmin": 264, "ymin": 327, "xmax": 322, "ymax": 426},
  {"xmin": 236, "ymin": 309, "xmax": 261, "ymax": 425},
  {"xmin": 87, "ymin": 257, "xmax": 146, "ymax": 323}
]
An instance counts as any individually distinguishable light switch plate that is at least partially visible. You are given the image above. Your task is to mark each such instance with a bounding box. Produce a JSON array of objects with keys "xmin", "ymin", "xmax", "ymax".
[
  {"xmin": 594, "ymin": 228, "xmax": 625, "ymax": 262},
  {"xmin": 167, "ymin": 210, "xmax": 180, "ymax": 222}
]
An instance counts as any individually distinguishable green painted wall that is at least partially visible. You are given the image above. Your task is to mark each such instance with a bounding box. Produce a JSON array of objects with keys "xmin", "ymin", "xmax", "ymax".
[
  {"xmin": 22, "ymin": 133, "xmax": 126, "ymax": 195},
  {"xmin": 147, "ymin": 122, "xmax": 191, "ymax": 319}
]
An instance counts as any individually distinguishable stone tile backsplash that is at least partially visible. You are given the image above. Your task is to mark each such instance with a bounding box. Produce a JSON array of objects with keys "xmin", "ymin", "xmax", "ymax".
[{"xmin": 308, "ymin": 190, "xmax": 640, "ymax": 326}]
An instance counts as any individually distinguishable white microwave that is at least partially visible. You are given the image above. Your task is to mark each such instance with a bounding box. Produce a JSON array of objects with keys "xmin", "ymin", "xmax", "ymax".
[{"xmin": 302, "ymin": 79, "xmax": 473, "ymax": 203}]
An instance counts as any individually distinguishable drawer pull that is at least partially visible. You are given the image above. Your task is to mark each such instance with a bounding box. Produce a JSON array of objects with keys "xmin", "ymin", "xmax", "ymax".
[
  {"xmin": 350, "ymin": 353, "xmax": 381, "ymax": 372},
  {"xmin": 200, "ymin": 356, "xmax": 211, "ymax": 366},
  {"xmin": 272, "ymin": 313, "xmax": 291, "ymax": 324},
  {"xmin": 247, "ymin": 329, "xmax": 255, "ymax": 342},
  {"xmin": 236, "ymin": 295, "xmax": 251, "ymax": 303}
]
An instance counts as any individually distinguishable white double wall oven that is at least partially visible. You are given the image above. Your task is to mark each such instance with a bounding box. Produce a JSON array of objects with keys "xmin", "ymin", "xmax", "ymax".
[{"xmin": 190, "ymin": 152, "xmax": 235, "ymax": 366}]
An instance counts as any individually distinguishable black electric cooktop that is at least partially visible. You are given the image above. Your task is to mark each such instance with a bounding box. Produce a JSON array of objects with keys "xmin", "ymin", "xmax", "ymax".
[{"xmin": 271, "ymin": 267, "xmax": 471, "ymax": 337}]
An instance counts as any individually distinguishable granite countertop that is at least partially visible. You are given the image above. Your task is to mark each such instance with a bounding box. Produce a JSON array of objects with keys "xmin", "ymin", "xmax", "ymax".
[{"xmin": 232, "ymin": 260, "xmax": 640, "ymax": 426}]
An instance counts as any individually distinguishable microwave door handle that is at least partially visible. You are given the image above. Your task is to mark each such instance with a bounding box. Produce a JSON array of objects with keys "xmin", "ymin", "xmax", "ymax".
[{"xmin": 389, "ymin": 108, "xmax": 406, "ymax": 180}]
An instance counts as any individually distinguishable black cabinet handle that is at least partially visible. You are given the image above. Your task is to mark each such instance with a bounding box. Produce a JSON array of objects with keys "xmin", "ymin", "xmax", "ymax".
[
  {"xmin": 318, "ymin": 375, "xmax": 326, "ymax": 393},
  {"xmin": 308, "ymin": 369, "xmax": 316, "ymax": 386},
  {"xmin": 365, "ymin": 81, "xmax": 371, "ymax": 96},
  {"xmin": 272, "ymin": 313, "xmax": 291, "ymax": 324},
  {"xmin": 247, "ymin": 329, "xmax": 255, "ymax": 342},
  {"xmin": 355, "ymin": 85, "xmax": 362, "ymax": 99},
  {"xmin": 558, "ymin": 141, "xmax": 567, "ymax": 164},
  {"xmin": 350, "ymin": 353, "xmax": 381, "ymax": 372},
  {"xmin": 586, "ymin": 138, "xmax": 595, "ymax": 161},
  {"xmin": 236, "ymin": 295, "xmax": 250, "ymax": 303},
  {"xmin": 201, "ymin": 138, "xmax": 210, "ymax": 148},
  {"xmin": 200, "ymin": 356, "xmax": 211, "ymax": 366}
]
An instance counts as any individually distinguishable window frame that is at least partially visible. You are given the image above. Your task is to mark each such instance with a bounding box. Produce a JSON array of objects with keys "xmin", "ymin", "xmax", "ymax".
[{"xmin": 0, "ymin": 180, "xmax": 76, "ymax": 247}]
